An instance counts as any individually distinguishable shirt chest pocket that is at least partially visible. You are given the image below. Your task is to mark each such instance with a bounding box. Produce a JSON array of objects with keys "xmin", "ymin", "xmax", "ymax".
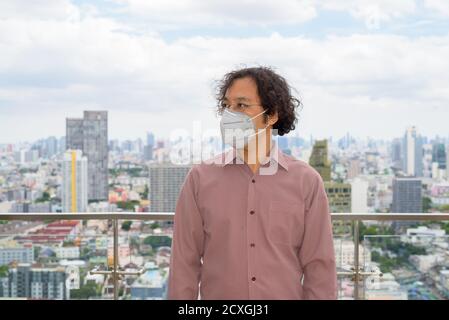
[{"xmin": 268, "ymin": 200, "xmax": 304, "ymax": 246}]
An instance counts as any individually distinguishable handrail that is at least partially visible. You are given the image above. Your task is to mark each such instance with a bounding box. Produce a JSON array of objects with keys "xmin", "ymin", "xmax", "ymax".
[{"xmin": 1, "ymin": 212, "xmax": 449, "ymax": 221}]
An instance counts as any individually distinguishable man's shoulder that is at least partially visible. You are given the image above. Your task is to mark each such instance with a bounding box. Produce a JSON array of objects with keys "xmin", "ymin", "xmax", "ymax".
[
  {"xmin": 188, "ymin": 152, "xmax": 228, "ymax": 174},
  {"xmin": 281, "ymin": 153, "xmax": 323, "ymax": 183}
]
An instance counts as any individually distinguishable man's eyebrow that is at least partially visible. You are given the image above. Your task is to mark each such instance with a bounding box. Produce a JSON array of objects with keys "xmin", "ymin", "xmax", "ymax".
[{"xmin": 223, "ymin": 96, "xmax": 251, "ymax": 102}]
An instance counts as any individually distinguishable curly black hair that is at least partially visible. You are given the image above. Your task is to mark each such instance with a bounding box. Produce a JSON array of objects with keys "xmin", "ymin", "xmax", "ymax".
[{"xmin": 215, "ymin": 66, "xmax": 302, "ymax": 136}]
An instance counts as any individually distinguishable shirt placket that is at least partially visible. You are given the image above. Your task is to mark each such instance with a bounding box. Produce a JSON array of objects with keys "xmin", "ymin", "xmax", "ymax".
[{"xmin": 247, "ymin": 172, "xmax": 258, "ymax": 299}]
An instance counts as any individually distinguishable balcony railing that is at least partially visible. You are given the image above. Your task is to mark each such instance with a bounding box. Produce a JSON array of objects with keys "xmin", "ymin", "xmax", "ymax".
[{"xmin": 1, "ymin": 212, "xmax": 449, "ymax": 300}]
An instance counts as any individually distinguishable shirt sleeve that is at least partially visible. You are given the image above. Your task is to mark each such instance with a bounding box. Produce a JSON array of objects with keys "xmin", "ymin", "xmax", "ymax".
[
  {"xmin": 298, "ymin": 172, "xmax": 337, "ymax": 300},
  {"xmin": 167, "ymin": 166, "xmax": 204, "ymax": 300}
]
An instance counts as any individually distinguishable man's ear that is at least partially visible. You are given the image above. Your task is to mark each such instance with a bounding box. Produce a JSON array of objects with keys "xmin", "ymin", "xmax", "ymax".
[{"xmin": 269, "ymin": 111, "xmax": 279, "ymax": 126}]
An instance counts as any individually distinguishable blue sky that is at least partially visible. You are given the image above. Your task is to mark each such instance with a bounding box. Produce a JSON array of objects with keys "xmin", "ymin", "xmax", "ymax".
[{"xmin": 0, "ymin": 0, "xmax": 449, "ymax": 143}]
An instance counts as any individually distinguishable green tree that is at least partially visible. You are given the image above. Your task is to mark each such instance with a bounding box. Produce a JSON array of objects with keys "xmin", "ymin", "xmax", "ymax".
[
  {"xmin": 35, "ymin": 191, "xmax": 50, "ymax": 203},
  {"xmin": 422, "ymin": 196, "xmax": 432, "ymax": 213},
  {"xmin": 140, "ymin": 184, "xmax": 149, "ymax": 199},
  {"xmin": 150, "ymin": 222, "xmax": 160, "ymax": 230},
  {"xmin": 63, "ymin": 241, "xmax": 75, "ymax": 247},
  {"xmin": 117, "ymin": 200, "xmax": 140, "ymax": 211},
  {"xmin": 143, "ymin": 235, "xmax": 171, "ymax": 249},
  {"xmin": 0, "ymin": 265, "xmax": 8, "ymax": 277},
  {"xmin": 70, "ymin": 281, "xmax": 99, "ymax": 299},
  {"xmin": 121, "ymin": 220, "xmax": 132, "ymax": 231}
]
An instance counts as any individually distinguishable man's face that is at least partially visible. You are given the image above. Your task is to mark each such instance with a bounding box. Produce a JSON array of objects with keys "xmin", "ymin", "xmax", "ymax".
[{"xmin": 223, "ymin": 77, "xmax": 277, "ymax": 132}]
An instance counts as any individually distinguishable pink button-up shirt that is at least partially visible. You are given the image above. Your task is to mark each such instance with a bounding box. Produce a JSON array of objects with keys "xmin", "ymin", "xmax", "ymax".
[{"xmin": 167, "ymin": 140, "xmax": 337, "ymax": 300}]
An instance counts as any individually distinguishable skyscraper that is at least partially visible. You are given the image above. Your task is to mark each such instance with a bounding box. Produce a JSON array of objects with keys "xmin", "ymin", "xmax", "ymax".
[
  {"xmin": 66, "ymin": 111, "xmax": 108, "ymax": 201},
  {"xmin": 432, "ymin": 143, "xmax": 447, "ymax": 170},
  {"xmin": 390, "ymin": 138, "xmax": 402, "ymax": 170},
  {"xmin": 0, "ymin": 264, "xmax": 68, "ymax": 299},
  {"xmin": 391, "ymin": 177, "xmax": 422, "ymax": 213},
  {"xmin": 309, "ymin": 140, "xmax": 351, "ymax": 214},
  {"xmin": 402, "ymin": 126, "xmax": 423, "ymax": 177},
  {"xmin": 324, "ymin": 181, "xmax": 352, "ymax": 214},
  {"xmin": 347, "ymin": 158, "xmax": 361, "ymax": 180},
  {"xmin": 350, "ymin": 177, "xmax": 369, "ymax": 213},
  {"xmin": 144, "ymin": 132, "xmax": 155, "ymax": 161},
  {"xmin": 147, "ymin": 132, "xmax": 155, "ymax": 146},
  {"xmin": 391, "ymin": 177, "xmax": 423, "ymax": 230},
  {"xmin": 309, "ymin": 139, "xmax": 331, "ymax": 182},
  {"xmin": 62, "ymin": 150, "xmax": 88, "ymax": 213},
  {"xmin": 447, "ymin": 145, "xmax": 449, "ymax": 179},
  {"xmin": 148, "ymin": 164, "xmax": 191, "ymax": 212},
  {"xmin": 45, "ymin": 136, "xmax": 58, "ymax": 158}
]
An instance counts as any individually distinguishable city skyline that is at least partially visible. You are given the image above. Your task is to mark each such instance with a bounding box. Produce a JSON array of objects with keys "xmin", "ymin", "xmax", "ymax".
[{"xmin": 2, "ymin": 127, "xmax": 449, "ymax": 147}]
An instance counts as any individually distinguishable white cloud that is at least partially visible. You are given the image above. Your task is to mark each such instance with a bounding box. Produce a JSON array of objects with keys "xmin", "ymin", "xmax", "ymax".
[
  {"xmin": 0, "ymin": 0, "xmax": 79, "ymax": 20},
  {"xmin": 318, "ymin": 0, "xmax": 416, "ymax": 29},
  {"xmin": 424, "ymin": 0, "xmax": 449, "ymax": 16},
  {"xmin": 0, "ymin": 1, "xmax": 448, "ymax": 143},
  {"xmin": 112, "ymin": 0, "xmax": 317, "ymax": 27}
]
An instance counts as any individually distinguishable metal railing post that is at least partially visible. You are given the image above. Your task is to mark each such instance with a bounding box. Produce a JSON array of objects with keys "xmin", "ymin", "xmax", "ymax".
[
  {"xmin": 113, "ymin": 218, "xmax": 119, "ymax": 300},
  {"xmin": 353, "ymin": 219, "xmax": 360, "ymax": 300}
]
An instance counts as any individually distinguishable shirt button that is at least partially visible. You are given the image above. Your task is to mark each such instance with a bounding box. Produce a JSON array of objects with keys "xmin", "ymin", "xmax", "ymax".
[
  {"xmin": 249, "ymin": 210, "xmax": 255, "ymax": 215},
  {"xmin": 250, "ymin": 243, "xmax": 255, "ymax": 247},
  {"xmin": 251, "ymin": 179, "xmax": 256, "ymax": 183},
  {"xmin": 251, "ymin": 277, "xmax": 256, "ymax": 281}
]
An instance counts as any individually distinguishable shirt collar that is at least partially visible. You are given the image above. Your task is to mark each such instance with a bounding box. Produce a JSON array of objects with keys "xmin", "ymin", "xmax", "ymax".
[{"xmin": 220, "ymin": 139, "xmax": 289, "ymax": 171}]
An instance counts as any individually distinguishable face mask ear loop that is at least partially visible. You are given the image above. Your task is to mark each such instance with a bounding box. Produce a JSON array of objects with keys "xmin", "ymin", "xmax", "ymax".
[
  {"xmin": 249, "ymin": 109, "xmax": 267, "ymax": 121},
  {"xmin": 246, "ymin": 120, "xmax": 271, "ymax": 140}
]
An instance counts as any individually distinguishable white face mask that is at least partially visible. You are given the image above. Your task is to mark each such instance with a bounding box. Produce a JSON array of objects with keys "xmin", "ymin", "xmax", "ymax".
[{"xmin": 220, "ymin": 108, "xmax": 268, "ymax": 149}]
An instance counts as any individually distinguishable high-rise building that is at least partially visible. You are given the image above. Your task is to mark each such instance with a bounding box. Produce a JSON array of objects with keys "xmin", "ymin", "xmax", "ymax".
[
  {"xmin": 66, "ymin": 111, "xmax": 108, "ymax": 201},
  {"xmin": 391, "ymin": 138, "xmax": 402, "ymax": 170},
  {"xmin": 423, "ymin": 143, "xmax": 433, "ymax": 178},
  {"xmin": 392, "ymin": 177, "xmax": 422, "ymax": 213},
  {"xmin": 58, "ymin": 136, "xmax": 66, "ymax": 154},
  {"xmin": 62, "ymin": 150, "xmax": 88, "ymax": 213},
  {"xmin": 10, "ymin": 202, "xmax": 51, "ymax": 213},
  {"xmin": 347, "ymin": 158, "xmax": 361, "ymax": 180},
  {"xmin": 350, "ymin": 177, "xmax": 369, "ymax": 213},
  {"xmin": 0, "ymin": 264, "xmax": 68, "ymax": 299},
  {"xmin": 432, "ymin": 143, "xmax": 447, "ymax": 170},
  {"xmin": 144, "ymin": 132, "xmax": 155, "ymax": 161},
  {"xmin": 13, "ymin": 150, "xmax": 39, "ymax": 164},
  {"xmin": 147, "ymin": 132, "xmax": 155, "ymax": 146},
  {"xmin": 402, "ymin": 126, "xmax": 423, "ymax": 177},
  {"xmin": 148, "ymin": 164, "xmax": 191, "ymax": 212},
  {"xmin": 109, "ymin": 139, "xmax": 119, "ymax": 153},
  {"xmin": 309, "ymin": 140, "xmax": 331, "ymax": 182},
  {"xmin": 45, "ymin": 136, "xmax": 58, "ymax": 158},
  {"xmin": 391, "ymin": 177, "xmax": 423, "ymax": 230},
  {"xmin": 325, "ymin": 182, "xmax": 352, "ymax": 213},
  {"xmin": 309, "ymin": 140, "xmax": 351, "ymax": 214},
  {"xmin": 447, "ymin": 145, "xmax": 449, "ymax": 179},
  {"xmin": 309, "ymin": 140, "xmax": 351, "ymax": 236},
  {"xmin": 0, "ymin": 242, "xmax": 33, "ymax": 266}
]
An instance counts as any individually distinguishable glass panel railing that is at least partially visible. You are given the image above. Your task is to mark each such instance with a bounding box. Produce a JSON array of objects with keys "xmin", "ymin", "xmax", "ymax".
[
  {"xmin": 115, "ymin": 219, "xmax": 171, "ymax": 300},
  {"xmin": 334, "ymin": 236, "xmax": 356, "ymax": 299},
  {"xmin": 362, "ymin": 221, "xmax": 449, "ymax": 300},
  {"xmin": 2, "ymin": 215, "xmax": 449, "ymax": 300},
  {"xmin": 0, "ymin": 219, "xmax": 112, "ymax": 300}
]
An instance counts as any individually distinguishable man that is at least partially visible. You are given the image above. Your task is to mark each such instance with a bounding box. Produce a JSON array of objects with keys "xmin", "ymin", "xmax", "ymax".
[{"xmin": 167, "ymin": 66, "xmax": 337, "ymax": 300}]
